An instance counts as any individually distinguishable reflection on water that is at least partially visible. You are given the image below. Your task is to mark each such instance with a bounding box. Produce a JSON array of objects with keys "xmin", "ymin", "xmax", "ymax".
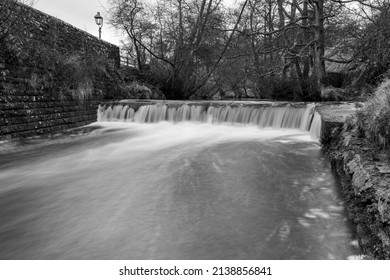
[{"xmin": 0, "ymin": 122, "xmax": 359, "ymax": 259}]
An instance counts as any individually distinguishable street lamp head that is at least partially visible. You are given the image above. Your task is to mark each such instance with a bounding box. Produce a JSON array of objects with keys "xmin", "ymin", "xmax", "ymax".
[
  {"xmin": 94, "ymin": 12, "xmax": 103, "ymax": 27},
  {"xmin": 94, "ymin": 12, "xmax": 103, "ymax": 39}
]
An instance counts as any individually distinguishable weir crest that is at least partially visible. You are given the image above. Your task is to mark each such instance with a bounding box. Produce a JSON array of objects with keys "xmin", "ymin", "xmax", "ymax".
[{"xmin": 97, "ymin": 103, "xmax": 322, "ymax": 140}]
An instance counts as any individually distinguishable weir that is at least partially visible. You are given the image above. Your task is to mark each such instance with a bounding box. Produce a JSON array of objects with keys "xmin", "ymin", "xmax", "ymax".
[{"xmin": 97, "ymin": 102, "xmax": 322, "ymax": 140}]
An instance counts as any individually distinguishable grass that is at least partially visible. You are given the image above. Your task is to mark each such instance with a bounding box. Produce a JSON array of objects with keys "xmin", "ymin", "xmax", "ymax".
[
  {"xmin": 355, "ymin": 79, "xmax": 390, "ymax": 149},
  {"xmin": 23, "ymin": 45, "xmax": 111, "ymax": 104}
]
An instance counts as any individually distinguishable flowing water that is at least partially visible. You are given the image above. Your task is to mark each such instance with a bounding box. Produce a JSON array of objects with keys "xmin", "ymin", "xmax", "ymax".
[{"xmin": 0, "ymin": 103, "xmax": 359, "ymax": 259}]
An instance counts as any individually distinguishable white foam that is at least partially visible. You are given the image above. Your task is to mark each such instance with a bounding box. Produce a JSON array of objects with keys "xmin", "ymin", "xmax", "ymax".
[{"xmin": 97, "ymin": 103, "xmax": 322, "ymax": 140}]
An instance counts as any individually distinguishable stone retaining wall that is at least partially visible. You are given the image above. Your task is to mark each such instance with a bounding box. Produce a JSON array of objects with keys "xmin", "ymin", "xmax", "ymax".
[
  {"xmin": 0, "ymin": 2, "xmax": 121, "ymax": 140},
  {"xmin": 319, "ymin": 105, "xmax": 390, "ymax": 259}
]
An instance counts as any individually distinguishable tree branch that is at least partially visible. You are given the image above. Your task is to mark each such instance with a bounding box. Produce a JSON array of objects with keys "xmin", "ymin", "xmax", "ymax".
[{"xmin": 123, "ymin": 25, "xmax": 175, "ymax": 67}]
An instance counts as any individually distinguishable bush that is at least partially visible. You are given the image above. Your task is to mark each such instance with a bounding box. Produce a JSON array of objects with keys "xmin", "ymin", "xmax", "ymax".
[
  {"xmin": 120, "ymin": 81, "xmax": 164, "ymax": 100},
  {"xmin": 355, "ymin": 79, "xmax": 390, "ymax": 148},
  {"xmin": 320, "ymin": 86, "xmax": 345, "ymax": 101},
  {"xmin": 24, "ymin": 44, "xmax": 112, "ymax": 104},
  {"xmin": 125, "ymin": 82, "xmax": 152, "ymax": 99},
  {"xmin": 54, "ymin": 52, "xmax": 100, "ymax": 104}
]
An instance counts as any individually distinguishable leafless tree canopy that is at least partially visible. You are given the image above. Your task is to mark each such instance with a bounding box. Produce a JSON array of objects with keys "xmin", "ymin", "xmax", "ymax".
[{"xmin": 108, "ymin": 0, "xmax": 389, "ymax": 100}]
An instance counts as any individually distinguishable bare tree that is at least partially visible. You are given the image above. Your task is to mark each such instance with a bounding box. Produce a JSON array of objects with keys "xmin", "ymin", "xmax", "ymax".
[
  {"xmin": 109, "ymin": 0, "xmax": 389, "ymax": 100},
  {"xmin": 109, "ymin": 0, "xmax": 248, "ymax": 99}
]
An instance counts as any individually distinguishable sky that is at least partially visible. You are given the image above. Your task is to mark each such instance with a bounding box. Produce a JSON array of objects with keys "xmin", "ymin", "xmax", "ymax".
[
  {"xmin": 33, "ymin": 0, "xmax": 238, "ymax": 47},
  {"xmin": 34, "ymin": 0, "xmax": 122, "ymax": 46}
]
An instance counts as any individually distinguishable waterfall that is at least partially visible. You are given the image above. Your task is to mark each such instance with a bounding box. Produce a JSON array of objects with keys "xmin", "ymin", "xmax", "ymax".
[
  {"xmin": 309, "ymin": 111, "xmax": 322, "ymax": 140},
  {"xmin": 97, "ymin": 103, "xmax": 322, "ymax": 139}
]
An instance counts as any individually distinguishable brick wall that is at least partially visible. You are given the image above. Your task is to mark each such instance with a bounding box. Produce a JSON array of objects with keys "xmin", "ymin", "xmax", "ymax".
[{"xmin": 0, "ymin": 2, "xmax": 121, "ymax": 140}]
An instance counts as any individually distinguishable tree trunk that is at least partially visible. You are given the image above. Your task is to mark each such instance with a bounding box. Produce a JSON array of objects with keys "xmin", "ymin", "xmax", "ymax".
[
  {"xmin": 277, "ymin": 0, "xmax": 285, "ymax": 29},
  {"xmin": 312, "ymin": 0, "xmax": 326, "ymax": 89},
  {"xmin": 302, "ymin": 0, "xmax": 310, "ymax": 80},
  {"xmin": 294, "ymin": 59, "xmax": 304, "ymax": 100}
]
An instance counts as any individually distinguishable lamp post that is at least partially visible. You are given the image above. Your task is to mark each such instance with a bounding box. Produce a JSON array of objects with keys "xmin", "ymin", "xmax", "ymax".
[{"xmin": 94, "ymin": 12, "xmax": 103, "ymax": 39}]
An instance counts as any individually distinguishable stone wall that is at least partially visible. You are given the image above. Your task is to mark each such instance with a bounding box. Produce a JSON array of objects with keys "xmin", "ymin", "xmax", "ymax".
[
  {"xmin": 0, "ymin": 2, "xmax": 121, "ymax": 140},
  {"xmin": 318, "ymin": 105, "xmax": 390, "ymax": 259}
]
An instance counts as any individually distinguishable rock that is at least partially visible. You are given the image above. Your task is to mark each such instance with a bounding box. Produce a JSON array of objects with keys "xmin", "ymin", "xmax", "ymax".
[
  {"xmin": 377, "ymin": 165, "xmax": 390, "ymax": 174},
  {"xmin": 378, "ymin": 199, "xmax": 390, "ymax": 223}
]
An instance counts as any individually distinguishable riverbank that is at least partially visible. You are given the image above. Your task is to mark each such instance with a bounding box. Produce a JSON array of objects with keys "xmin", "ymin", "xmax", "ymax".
[{"xmin": 318, "ymin": 104, "xmax": 390, "ymax": 259}]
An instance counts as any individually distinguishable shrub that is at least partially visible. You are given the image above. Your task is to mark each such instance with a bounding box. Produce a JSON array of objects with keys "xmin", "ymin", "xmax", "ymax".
[
  {"xmin": 24, "ymin": 44, "xmax": 112, "ymax": 104},
  {"xmin": 54, "ymin": 52, "xmax": 96, "ymax": 104},
  {"xmin": 320, "ymin": 86, "xmax": 345, "ymax": 101},
  {"xmin": 69, "ymin": 80, "xmax": 93, "ymax": 105},
  {"xmin": 355, "ymin": 79, "xmax": 390, "ymax": 148},
  {"xmin": 122, "ymin": 82, "xmax": 153, "ymax": 99}
]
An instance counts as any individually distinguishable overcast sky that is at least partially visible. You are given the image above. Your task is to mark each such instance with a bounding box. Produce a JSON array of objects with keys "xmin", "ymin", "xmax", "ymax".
[
  {"xmin": 34, "ymin": 0, "xmax": 121, "ymax": 45},
  {"xmin": 34, "ymin": 0, "xmax": 238, "ymax": 47}
]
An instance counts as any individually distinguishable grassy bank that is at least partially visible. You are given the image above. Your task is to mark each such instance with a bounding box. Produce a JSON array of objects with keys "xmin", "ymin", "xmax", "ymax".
[{"xmin": 354, "ymin": 79, "xmax": 390, "ymax": 149}]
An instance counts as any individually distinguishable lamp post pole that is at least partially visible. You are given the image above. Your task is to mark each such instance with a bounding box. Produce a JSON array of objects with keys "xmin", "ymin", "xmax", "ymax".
[{"xmin": 94, "ymin": 12, "xmax": 103, "ymax": 39}]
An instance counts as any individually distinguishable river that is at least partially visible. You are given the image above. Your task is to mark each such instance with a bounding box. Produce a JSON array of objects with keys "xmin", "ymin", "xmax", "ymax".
[{"xmin": 0, "ymin": 116, "xmax": 359, "ymax": 259}]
